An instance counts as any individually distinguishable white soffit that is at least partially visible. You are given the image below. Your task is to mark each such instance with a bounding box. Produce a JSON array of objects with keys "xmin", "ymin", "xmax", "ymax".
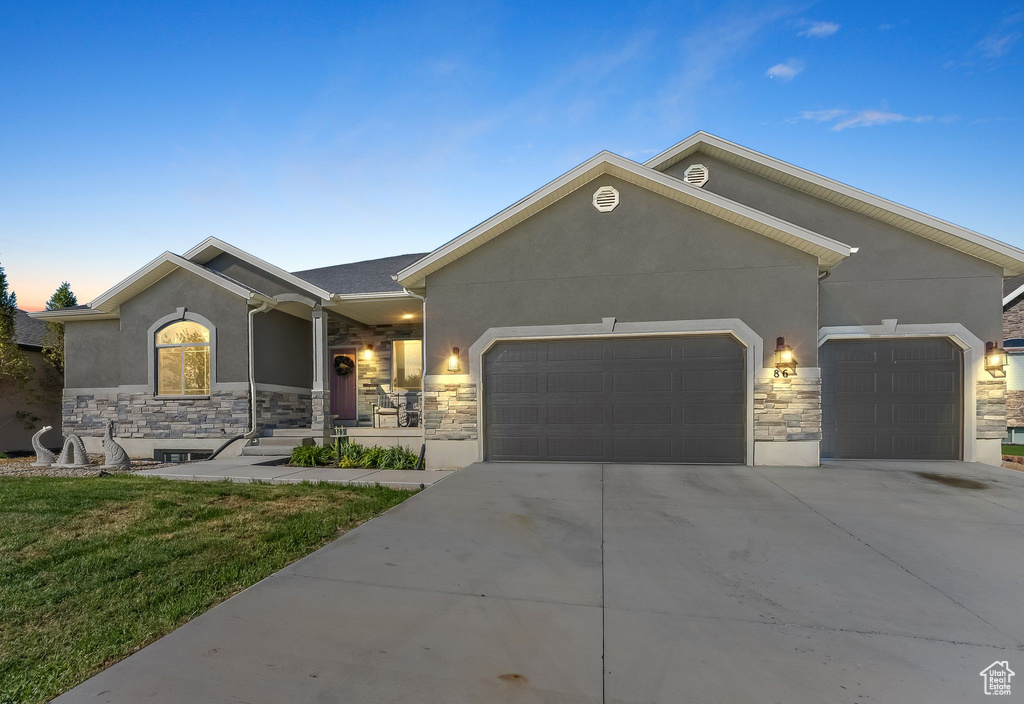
[
  {"xmin": 645, "ymin": 131, "xmax": 1024, "ymax": 276},
  {"xmin": 396, "ymin": 152, "xmax": 852, "ymax": 288}
]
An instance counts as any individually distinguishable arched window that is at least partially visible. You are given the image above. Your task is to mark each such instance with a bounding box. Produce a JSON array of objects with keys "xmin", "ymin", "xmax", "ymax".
[{"xmin": 155, "ymin": 321, "xmax": 211, "ymax": 396}]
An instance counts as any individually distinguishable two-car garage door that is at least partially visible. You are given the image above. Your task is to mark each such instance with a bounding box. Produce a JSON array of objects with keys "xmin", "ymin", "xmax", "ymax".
[{"xmin": 483, "ymin": 335, "xmax": 745, "ymax": 464}]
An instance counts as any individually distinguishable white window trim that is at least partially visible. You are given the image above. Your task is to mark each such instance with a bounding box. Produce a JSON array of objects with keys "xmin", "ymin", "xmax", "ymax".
[
  {"xmin": 147, "ymin": 308, "xmax": 218, "ymax": 398},
  {"xmin": 817, "ymin": 321, "xmax": 984, "ymax": 462},
  {"xmin": 460, "ymin": 318, "xmax": 765, "ymax": 467}
]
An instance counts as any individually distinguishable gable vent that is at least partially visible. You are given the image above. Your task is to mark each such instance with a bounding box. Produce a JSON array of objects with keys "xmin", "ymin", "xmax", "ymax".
[
  {"xmin": 592, "ymin": 185, "xmax": 619, "ymax": 212},
  {"xmin": 683, "ymin": 163, "xmax": 709, "ymax": 188}
]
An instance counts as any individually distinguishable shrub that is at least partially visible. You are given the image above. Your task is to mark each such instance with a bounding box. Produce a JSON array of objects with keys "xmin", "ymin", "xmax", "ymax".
[
  {"xmin": 0, "ymin": 451, "xmax": 8, "ymax": 459},
  {"xmin": 290, "ymin": 444, "xmax": 332, "ymax": 467},
  {"xmin": 323, "ymin": 441, "xmax": 420, "ymax": 469}
]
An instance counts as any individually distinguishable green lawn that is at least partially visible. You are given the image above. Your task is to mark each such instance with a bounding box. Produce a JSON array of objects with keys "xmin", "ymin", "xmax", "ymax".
[
  {"xmin": 0, "ymin": 476, "xmax": 413, "ymax": 704},
  {"xmin": 1003, "ymin": 444, "xmax": 1024, "ymax": 456}
]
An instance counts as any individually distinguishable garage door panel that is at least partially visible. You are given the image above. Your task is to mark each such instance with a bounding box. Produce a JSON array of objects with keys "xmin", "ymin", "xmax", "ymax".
[
  {"xmin": 821, "ymin": 338, "xmax": 962, "ymax": 460},
  {"xmin": 484, "ymin": 335, "xmax": 746, "ymax": 464}
]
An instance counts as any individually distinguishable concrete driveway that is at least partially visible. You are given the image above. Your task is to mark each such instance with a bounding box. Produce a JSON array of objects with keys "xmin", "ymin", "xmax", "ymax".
[{"xmin": 55, "ymin": 461, "xmax": 1024, "ymax": 703}]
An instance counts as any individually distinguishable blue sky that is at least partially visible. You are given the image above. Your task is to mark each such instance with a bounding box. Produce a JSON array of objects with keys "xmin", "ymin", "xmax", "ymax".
[{"xmin": 1, "ymin": 1, "xmax": 1022, "ymax": 310}]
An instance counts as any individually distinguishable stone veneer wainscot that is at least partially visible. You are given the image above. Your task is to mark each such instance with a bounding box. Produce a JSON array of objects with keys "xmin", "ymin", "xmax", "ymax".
[
  {"xmin": 63, "ymin": 390, "xmax": 251, "ymax": 439},
  {"xmin": 423, "ymin": 382, "xmax": 478, "ymax": 440},
  {"xmin": 753, "ymin": 375, "xmax": 822, "ymax": 442}
]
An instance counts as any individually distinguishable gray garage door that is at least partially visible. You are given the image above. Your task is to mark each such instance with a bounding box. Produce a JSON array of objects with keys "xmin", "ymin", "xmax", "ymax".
[
  {"xmin": 821, "ymin": 338, "xmax": 963, "ymax": 460},
  {"xmin": 483, "ymin": 335, "xmax": 745, "ymax": 464}
]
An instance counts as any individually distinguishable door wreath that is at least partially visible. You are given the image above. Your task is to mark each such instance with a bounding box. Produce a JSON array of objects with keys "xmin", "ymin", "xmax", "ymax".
[{"xmin": 333, "ymin": 355, "xmax": 355, "ymax": 376}]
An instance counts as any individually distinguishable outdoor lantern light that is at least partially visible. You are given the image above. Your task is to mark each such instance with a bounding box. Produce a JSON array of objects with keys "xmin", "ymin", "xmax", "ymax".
[
  {"xmin": 362, "ymin": 344, "xmax": 374, "ymax": 361},
  {"xmin": 447, "ymin": 347, "xmax": 461, "ymax": 373},
  {"xmin": 985, "ymin": 341, "xmax": 1007, "ymax": 377},
  {"xmin": 774, "ymin": 337, "xmax": 797, "ymax": 377}
]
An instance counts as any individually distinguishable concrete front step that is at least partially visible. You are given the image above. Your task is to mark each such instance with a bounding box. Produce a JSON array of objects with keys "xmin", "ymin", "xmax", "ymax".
[
  {"xmin": 254, "ymin": 436, "xmax": 314, "ymax": 447},
  {"xmin": 262, "ymin": 428, "xmax": 319, "ymax": 438}
]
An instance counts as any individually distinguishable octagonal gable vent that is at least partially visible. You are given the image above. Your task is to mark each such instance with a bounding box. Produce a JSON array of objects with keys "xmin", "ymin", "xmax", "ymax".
[
  {"xmin": 592, "ymin": 185, "xmax": 619, "ymax": 212},
  {"xmin": 682, "ymin": 163, "xmax": 709, "ymax": 188}
]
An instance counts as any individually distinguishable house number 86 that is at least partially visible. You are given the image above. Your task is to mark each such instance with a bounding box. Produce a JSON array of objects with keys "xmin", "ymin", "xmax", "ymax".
[{"xmin": 774, "ymin": 369, "xmax": 789, "ymax": 378}]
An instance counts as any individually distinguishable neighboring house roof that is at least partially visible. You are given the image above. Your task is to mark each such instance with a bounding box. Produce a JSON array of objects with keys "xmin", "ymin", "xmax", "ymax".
[
  {"xmin": 646, "ymin": 131, "xmax": 1024, "ymax": 277},
  {"xmin": 14, "ymin": 309, "xmax": 47, "ymax": 349},
  {"xmin": 294, "ymin": 253, "xmax": 429, "ymax": 295},
  {"xmin": 1004, "ymin": 274, "xmax": 1024, "ymax": 307},
  {"xmin": 31, "ymin": 252, "xmax": 278, "ymax": 322},
  {"xmin": 184, "ymin": 237, "xmax": 333, "ymax": 300},
  {"xmin": 396, "ymin": 151, "xmax": 854, "ymax": 289}
]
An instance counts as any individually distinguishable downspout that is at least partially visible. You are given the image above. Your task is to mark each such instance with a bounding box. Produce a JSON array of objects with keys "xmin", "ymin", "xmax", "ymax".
[
  {"xmin": 208, "ymin": 300, "xmax": 273, "ymax": 460},
  {"xmin": 404, "ymin": 288, "xmax": 428, "ymax": 469},
  {"xmin": 246, "ymin": 301, "xmax": 274, "ymax": 438}
]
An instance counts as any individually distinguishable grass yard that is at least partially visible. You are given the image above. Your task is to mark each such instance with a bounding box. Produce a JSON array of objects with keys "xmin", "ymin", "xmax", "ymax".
[
  {"xmin": 1002, "ymin": 444, "xmax": 1024, "ymax": 456},
  {"xmin": 0, "ymin": 476, "xmax": 414, "ymax": 704}
]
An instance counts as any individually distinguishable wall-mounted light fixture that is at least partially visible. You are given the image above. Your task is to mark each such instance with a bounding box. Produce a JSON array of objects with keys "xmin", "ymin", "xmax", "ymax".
[
  {"xmin": 774, "ymin": 337, "xmax": 797, "ymax": 378},
  {"xmin": 447, "ymin": 347, "xmax": 461, "ymax": 373},
  {"xmin": 985, "ymin": 341, "xmax": 1007, "ymax": 377},
  {"xmin": 362, "ymin": 344, "xmax": 374, "ymax": 361}
]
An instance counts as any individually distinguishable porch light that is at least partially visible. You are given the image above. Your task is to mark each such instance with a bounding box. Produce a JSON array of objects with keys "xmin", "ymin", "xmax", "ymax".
[
  {"xmin": 362, "ymin": 344, "xmax": 374, "ymax": 361},
  {"xmin": 985, "ymin": 341, "xmax": 1007, "ymax": 377},
  {"xmin": 447, "ymin": 347, "xmax": 461, "ymax": 373},
  {"xmin": 774, "ymin": 337, "xmax": 797, "ymax": 377}
]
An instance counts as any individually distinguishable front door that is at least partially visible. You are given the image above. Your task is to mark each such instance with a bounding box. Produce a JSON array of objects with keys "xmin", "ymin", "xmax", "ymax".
[{"xmin": 330, "ymin": 348, "xmax": 358, "ymax": 424}]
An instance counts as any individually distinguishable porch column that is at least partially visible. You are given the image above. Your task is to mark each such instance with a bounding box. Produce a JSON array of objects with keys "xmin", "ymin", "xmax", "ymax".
[{"xmin": 311, "ymin": 306, "xmax": 330, "ymax": 433}]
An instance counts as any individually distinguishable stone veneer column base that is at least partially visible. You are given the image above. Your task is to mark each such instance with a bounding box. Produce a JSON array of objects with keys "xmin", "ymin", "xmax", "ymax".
[{"xmin": 753, "ymin": 373, "xmax": 822, "ymax": 467}]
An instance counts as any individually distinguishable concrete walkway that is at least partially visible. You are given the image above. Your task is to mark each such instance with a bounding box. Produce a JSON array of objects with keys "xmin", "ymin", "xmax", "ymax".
[
  {"xmin": 137, "ymin": 455, "xmax": 453, "ymax": 489},
  {"xmin": 55, "ymin": 460, "xmax": 1024, "ymax": 703}
]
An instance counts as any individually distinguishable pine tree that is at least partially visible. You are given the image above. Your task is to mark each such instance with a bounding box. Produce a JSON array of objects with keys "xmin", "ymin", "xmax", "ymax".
[
  {"xmin": 0, "ymin": 260, "xmax": 32, "ymax": 389},
  {"xmin": 42, "ymin": 281, "xmax": 78, "ymax": 373}
]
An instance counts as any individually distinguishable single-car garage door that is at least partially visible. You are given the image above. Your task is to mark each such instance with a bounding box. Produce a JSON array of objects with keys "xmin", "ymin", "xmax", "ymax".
[
  {"xmin": 821, "ymin": 338, "xmax": 963, "ymax": 460},
  {"xmin": 483, "ymin": 335, "xmax": 745, "ymax": 463}
]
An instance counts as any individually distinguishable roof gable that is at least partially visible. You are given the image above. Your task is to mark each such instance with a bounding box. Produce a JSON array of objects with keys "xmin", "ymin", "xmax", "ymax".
[
  {"xmin": 646, "ymin": 132, "xmax": 1024, "ymax": 276},
  {"xmin": 396, "ymin": 152, "xmax": 852, "ymax": 289},
  {"xmin": 31, "ymin": 252, "xmax": 275, "ymax": 322},
  {"xmin": 184, "ymin": 237, "xmax": 332, "ymax": 300},
  {"xmin": 294, "ymin": 252, "xmax": 429, "ymax": 295}
]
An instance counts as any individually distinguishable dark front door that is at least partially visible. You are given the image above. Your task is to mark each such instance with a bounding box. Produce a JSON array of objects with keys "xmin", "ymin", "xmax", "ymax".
[
  {"xmin": 330, "ymin": 349, "xmax": 358, "ymax": 424},
  {"xmin": 483, "ymin": 335, "xmax": 746, "ymax": 464},
  {"xmin": 821, "ymin": 338, "xmax": 963, "ymax": 460}
]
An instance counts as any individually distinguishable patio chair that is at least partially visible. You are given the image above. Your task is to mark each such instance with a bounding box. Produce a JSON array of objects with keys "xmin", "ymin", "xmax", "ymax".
[{"xmin": 372, "ymin": 386, "xmax": 399, "ymax": 428}]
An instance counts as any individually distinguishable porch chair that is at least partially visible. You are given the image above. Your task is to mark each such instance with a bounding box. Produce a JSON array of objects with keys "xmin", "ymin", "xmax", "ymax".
[{"xmin": 372, "ymin": 385, "xmax": 400, "ymax": 428}]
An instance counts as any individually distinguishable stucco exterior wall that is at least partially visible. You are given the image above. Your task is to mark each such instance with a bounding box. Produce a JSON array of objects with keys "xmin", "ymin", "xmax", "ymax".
[
  {"xmin": 423, "ymin": 175, "xmax": 820, "ymax": 378},
  {"xmin": 254, "ymin": 309, "xmax": 313, "ymax": 389},
  {"xmin": 666, "ymin": 155, "xmax": 1004, "ymax": 347},
  {"xmin": 0, "ymin": 348, "xmax": 62, "ymax": 453}
]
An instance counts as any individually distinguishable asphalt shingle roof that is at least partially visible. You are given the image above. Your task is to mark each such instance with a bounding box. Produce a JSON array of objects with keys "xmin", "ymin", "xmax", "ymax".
[
  {"xmin": 14, "ymin": 309, "xmax": 47, "ymax": 348},
  {"xmin": 292, "ymin": 253, "xmax": 428, "ymax": 295},
  {"xmin": 1005, "ymin": 274, "xmax": 1024, "ymax": 299}
]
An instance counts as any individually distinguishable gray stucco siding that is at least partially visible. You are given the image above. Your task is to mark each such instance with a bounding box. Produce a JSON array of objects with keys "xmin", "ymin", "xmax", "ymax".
[
  {"xmin": 65, "ymin": 319, "xmax": 122, "ymax": 388},
  {"xmin": 254, "ymin": 309, "xmax": 313, "ymax": 388},
  {"xmin": 205, "ymin": 252, "xmax": 312, "ymax": 298},
  {"xmin": 64, "ymin": 269, "xmax": 251, "ymax": 389},
  {"xmin": 424, "ymin": 175, "xmax": 820, "ymax": 375},
  {"xmin": 667, "ymin": 155, "xmax": 1004, "ymax": 345}
]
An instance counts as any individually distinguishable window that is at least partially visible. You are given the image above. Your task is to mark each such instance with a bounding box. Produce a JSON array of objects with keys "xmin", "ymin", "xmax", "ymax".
[
  {"xmin": 392, "ymin": 339, "xmax": 422, "ymax": 390},
  {"xmin": 155, "ymin": 321, "xmax": 211, "ymax": 396},
  {"xmin": 1009, "ymin": 353, "xmax": 1024, "ymax": 392}
]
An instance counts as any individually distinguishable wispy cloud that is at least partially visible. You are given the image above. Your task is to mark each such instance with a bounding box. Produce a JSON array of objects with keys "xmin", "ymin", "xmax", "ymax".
[
  {"xmin": 800, "ymin": 108, "xmax": 847, "ymax": 122},
  {"xmin": 766, "ymin": 58, "xmax": 804, "ymax": 81},
  {"xmin": 789, "ymin": 107, "xmax": 935, "ymax": 131},
  {"xmin": 798, "ymin": 21, "xmax": 840, "ymax": 38},
  {"xmin": 832, "ymin": 110, "xmax": 932, "ymax": 131},
  {"xmin": 972, "ymin": 11, "xmax": 1024, "ymax": 60}
]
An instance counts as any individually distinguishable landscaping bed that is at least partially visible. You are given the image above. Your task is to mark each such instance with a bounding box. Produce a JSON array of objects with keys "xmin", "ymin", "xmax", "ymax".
[
  {"xmin": 0, "ymin": 454, "xmax": 174, "ymax": 478},
  {"xmin": 0, "ymin": 475, "xmax": 413, "ymax": 704},
  {"xmin": 290, "ymin": 440, "xmax": 421, "ymax": 469}
]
